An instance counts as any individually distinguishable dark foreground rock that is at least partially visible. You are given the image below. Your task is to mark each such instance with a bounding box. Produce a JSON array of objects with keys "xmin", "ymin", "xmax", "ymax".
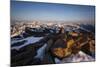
[{"xmin": 11, "ymin": 32, "xmax": 95, "ymax": 66}]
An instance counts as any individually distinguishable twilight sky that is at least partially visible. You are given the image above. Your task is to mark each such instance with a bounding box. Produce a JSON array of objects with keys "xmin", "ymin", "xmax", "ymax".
[{"xmin": 11, "ymin": 1, "xmax": 95, "ymax": 23}]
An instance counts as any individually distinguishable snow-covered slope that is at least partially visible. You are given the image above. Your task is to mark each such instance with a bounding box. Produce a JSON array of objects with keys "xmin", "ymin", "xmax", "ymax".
[
  {"xmin": 11, "ymin": 37, "xmax": 43, "ymax": 50},
  {"xmin": 55, "ymin": 51, "xmax": 95, "ymax": 64},
  {"xmin": 35, "ymin": 43, "xmax": 47, "ymax": 60}
]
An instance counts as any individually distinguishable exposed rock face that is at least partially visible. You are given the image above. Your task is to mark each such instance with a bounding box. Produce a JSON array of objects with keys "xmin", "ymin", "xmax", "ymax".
[
  {"xmin": 50, "ymin": 34, "xmax": 77, "ymax": 59},
  {"xmin": 11, "ymin": 22, "xmax": 95, "ymax": 67},
  {"xmin": 11, "ymin": 30, "xmax": 95, "ymax": 66},
  {"xmin": 52, "ymin": 48, "xmax": 72, "ymax": 59},
  {"xmin": 11, "ymin": 41, "xmax": 46, "ymax": 66},
  {"xmin": 11, "ymin": 44, "xmax": 37, "ymax": 66}
]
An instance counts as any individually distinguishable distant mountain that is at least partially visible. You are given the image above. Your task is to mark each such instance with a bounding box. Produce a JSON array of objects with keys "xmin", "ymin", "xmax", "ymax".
[{"xmin": 11, "ymin": 21, "xmax": 95, "ymax": 66}]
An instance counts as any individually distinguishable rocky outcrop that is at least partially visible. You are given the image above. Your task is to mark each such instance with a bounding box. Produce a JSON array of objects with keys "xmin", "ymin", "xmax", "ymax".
[{"xmin": 11, "ymin": 32, "xmax": 95, "ymax": 66}]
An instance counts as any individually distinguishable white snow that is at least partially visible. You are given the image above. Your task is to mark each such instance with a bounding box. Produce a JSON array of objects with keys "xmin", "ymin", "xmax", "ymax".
[
  {"xmin": 55, "ymin": 58, "xmax": 61, "ymax": 64},
  {"xmin": 55, "ymin": 51, "xmax": 95, "ymax": 63},
  {"xmin": 79, "ymin": 26, "xmax": 91, "ymax": 32},
  {"xmin": 11, "ymin": 37, "xmax": 43, "ymax": 50},
  {"xmin": 71, "ymin": 51, "xmax": 94, "ymax": 62},
  {"xmin": 34, "ymin": 43, "xmax": 47, "ymax": 60}
]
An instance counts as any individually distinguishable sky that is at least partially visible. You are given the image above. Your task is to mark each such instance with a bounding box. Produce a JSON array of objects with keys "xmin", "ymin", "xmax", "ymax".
[{"xmin": 11, "ymin": 1, "xmax": 95, "ymax": 23}]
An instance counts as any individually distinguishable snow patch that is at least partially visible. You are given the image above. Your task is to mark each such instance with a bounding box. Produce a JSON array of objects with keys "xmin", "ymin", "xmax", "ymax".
[
  {"xmin": 34, "ymin": 43, "xmax": 47, "ymax": 60},
  {"xmin": 55, "ymin": 51, "xmax": 95, "ymax": 63},
  {"xmin": 55, "ymin": 58, "xmax": 61, "ymax": 64},
  {"xmin": 11, "ymin": 37, "xmax": 43, "ymax": 50}
]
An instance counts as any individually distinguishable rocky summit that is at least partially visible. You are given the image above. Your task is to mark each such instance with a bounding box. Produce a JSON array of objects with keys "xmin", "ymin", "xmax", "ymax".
[{"xmin": 11, "ymin": 22, "xmax": 95, "ymax": 66}]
